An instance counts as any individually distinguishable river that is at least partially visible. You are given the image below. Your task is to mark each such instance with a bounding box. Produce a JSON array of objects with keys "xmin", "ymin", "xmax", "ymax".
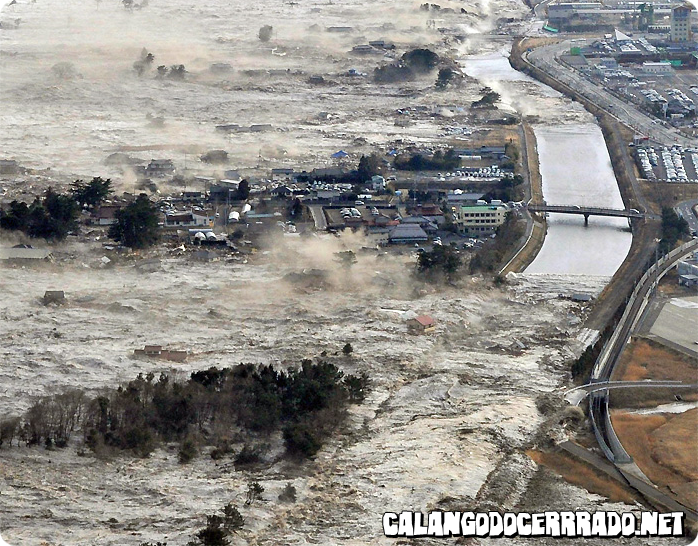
[{"xmin": 460, "ymin": 49, "xmax": 632, "ymax": 279}]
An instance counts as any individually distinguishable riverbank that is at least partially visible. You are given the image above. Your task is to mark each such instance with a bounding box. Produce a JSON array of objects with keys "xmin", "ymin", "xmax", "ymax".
[
  {"xmin": 509, "ymin": 36, "xmax": 659, "ymax": 331},
  {"xmin": 500, "ymin": 123, "xmax": 547, "ymax": 275}
]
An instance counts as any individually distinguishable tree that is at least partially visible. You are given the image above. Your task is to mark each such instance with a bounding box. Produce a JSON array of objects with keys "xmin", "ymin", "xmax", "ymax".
[
  {"xmin": 402, "ymin": 48, "xmax": 439, "ymax": 73},
  {"xmin": 258, "ymin": 25, "xmax": 273, "ymax": 42},
  {"xmin": 71, "ymin": 177, "xmax": 112, "ymax": 209},
  {"xmin": 222, "ymin": 503, "xmax": 244, "ymax": 531},
  {"xmin": 192, "ymin": 515, "xmax": 230, "ymax": 546},
  {"xmin": 357, "ymin": 153, "xmax": 382, "ymax": 181},
  {"xmin": 8, "ymin": 188, "xmax": 80, "ymax": 240},
  {"xmin": 436, "ymin": 67, "xmax": 455, "ymax": 89},
  {"xmin": 235, "ymin": 179, "xmax": 250, "ymax": 201},
  {"xmin": 178, "ymin": 438, "xmax": 198, "ymax": 463},
  {"xmin": 374, "ymin": 64, "xmax": 415, "ymax": 84},
  {"xmin": 109, "ymin": 194, "xmax": 160, "ymax": 248},
  {"xmin": 290, "ymin": 198, "xmax": 303, "ymax": 218},
  {"xmin": 658, "ymin": 207, "xmax": 689, "ymax": 253},
  {"xmin": 168, "ymin": 65, "xmax": 186, "ymax": 80},
  {"xmin": 245, "ymin": 482, "xmax": 264, "ymax": 505},
  {"xmin": 472, "ymin": 87, "xmax": 500, "ymax": 108},
  {"xmin": 278, "ymin": 483, "xmax": 297, "ymax": 503}
]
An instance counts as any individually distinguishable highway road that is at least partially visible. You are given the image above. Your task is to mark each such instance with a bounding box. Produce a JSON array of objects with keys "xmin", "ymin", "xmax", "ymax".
[
  {"xmin": 525, "ymin": 42, "xmax": 694, "ymax": 148},
  {"xmin": 675, "ymin": 199, "xmax": 698, "ymax": 235}
]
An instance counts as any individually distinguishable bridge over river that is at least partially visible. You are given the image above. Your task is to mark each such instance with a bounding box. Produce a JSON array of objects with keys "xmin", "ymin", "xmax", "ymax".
[{"xmin": 527, "ymin": 204, "xmax": 646, "ymax": 225}]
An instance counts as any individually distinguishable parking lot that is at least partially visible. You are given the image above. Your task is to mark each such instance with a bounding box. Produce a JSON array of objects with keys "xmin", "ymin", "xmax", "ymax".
[{"xmin": 635, "ymin": 145, "xmax": 698, "ymax": 182}]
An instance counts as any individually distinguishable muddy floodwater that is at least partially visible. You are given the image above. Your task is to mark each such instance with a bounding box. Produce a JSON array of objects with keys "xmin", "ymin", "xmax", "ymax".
[{"xmin": 526, "ymin": 125, "xmax": 632, "ymax": 276}]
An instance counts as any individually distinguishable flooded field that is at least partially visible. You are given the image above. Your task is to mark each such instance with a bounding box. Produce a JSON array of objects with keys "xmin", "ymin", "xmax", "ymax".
[{"xmin": 0, "ymin": 236, "xmax": 598, "ymax": 545}]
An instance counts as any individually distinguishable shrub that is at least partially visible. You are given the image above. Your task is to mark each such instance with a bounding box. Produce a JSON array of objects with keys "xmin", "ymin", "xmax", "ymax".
[
  {"xmin": 234, "ymin": 444, "xmax": 262, "ymax": 467},
  {"xmin": 179, "ymin": 438, "xmax": 198, "ymax": 464},
  {"xmin": 278, "ymin": 483, "xmax": 297, "ymax": 503}
]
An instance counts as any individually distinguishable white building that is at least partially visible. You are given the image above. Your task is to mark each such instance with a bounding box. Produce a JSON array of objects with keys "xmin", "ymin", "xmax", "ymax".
[
  {"xmin": 453, "ymin": 204, "xmax": 507, "ymax": 236},
  {"xmin": 642, "ymin": 61, "xmax": 674, "ymax": 74}
]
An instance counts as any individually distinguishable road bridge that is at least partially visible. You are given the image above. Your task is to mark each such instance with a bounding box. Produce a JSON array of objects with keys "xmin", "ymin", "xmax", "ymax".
[
  {"xmin": 527, "ymin": 204, "xmax": 645, "ymax": 225},
  {"xmin": 565, "ymin": 380, "xmax": 698, "ymax": 406}
]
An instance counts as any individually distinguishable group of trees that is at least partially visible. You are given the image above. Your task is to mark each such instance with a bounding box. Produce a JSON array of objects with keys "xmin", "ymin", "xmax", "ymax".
[
  {"xmin": 0, "ymin": 177, "xmax": 113, "ymax": 240},
  {"xmin": 0, "ymin": 177, "xmax": 164, "ymax": 249},
  {"xmin": 483, "ymin": 174, "xmax": 524, "ymax": 203},
  {"xmin": 108, "ymin": 195, "xmax": 160, "ymax": 249},
  {"xmin": 0, "ymin": 188, "xmax": 79, "ymax": 240},
  {"xmin": 417, "ymin": 245, "xmax": 463, "ymax": 281},
  {"xmin": 374, "ymin": 48, "xmax": 440, "ymax": 84},
  {"xmin": 471, "ymin": 87, "xmax": 501, "ymax": 109},
  {"xmin": 658, "ymin": 207, "xmax": 689, "ymax": 254},
  {"xmin": 0, "ymin": 360, "xmax": 369, "ymax": 462},
  {"xmin": 393, "ymin": 149, "xmax": 460, "ymax": 171}
]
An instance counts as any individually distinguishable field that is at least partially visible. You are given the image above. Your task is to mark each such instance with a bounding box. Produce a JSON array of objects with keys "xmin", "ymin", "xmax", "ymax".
[{"xmin": 612, "ymin": 409, "xmax": 698, "ymax": 511}]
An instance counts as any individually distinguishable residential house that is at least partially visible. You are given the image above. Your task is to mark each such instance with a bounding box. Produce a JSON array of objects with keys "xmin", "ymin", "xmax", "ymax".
[
  {"xmin": 407, "ymin": 315, "xmax": 436, "ymax": 334},
  {"xmin": 145, "ymin": 159, "xmax": 175, "ymax": 178},
  {"xmin": 93, "ymin": 205, "xmax": 122, "ymax": 226},
  {"xmin": 388, "ymin": 223, "xmax": 429, "ymax": 244},
  {"xmin": 271, "ymin": 185, "xmax": 292, "ymax": 198}
]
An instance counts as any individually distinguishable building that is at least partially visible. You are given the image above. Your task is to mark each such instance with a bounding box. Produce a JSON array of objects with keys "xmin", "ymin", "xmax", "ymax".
[
  {"xmin": 547, "ymin": 1, "xmax": 603, "ymax": 21},
  {"xmin": 453, "ymin": 203, "xmax": 507, "ymax": 236},
  {"xmin": 0, "ymin": 247, "xmax": 53, "ymax": 261},
  {"xmin": 134, "ymin": 345, "xmax": 188, "ymax": 362},
  {"xmin": 388, "ymin": 223, "xmax": 429, "ymax": 244},
  {"xmin": 43, "ymin": 291, "xmax": 65, "ymax": 305},
  {"xmin": 407, "ymin": 315, "xmax": 436, "ymax": 334},
  {"xmin": 371, "ymin": 175, "xmax": 386, "ymax": 191},
  {"xmin": 670, "ymin": 3, "xmax": 693, "ymax": 43},
  {"xmin": 271, "ymin": 168, "xmax": 295, "ymax": 183},
  {"xmin": 0, "ymin": 159, "xmax": 19, "ymax": 175},
  {"xmin": 401, "ymin": 215, "xmax": 439, "ymax": 234},
  {"xmin": 641, "ymin": 61, "xmax": 674, "ymax": 74},
  {"xmin": 455, "ymin": 146, "xmax": 508, "ymax": 159},
  {"xmin": 678, "ymin": 274, "xmax": 698, "ymax": 288},
  {"xmin": 678, "ymin": 252, "xmax": 698, "ymax": 277},
  {"xmin": 165, "ymin": 210, "xmax": 215, "ymax": 227},
  {"xmin": 446, "ymin": 192, "xmax": 486, "ymax": 206},
  {"xmin": 145, "ymin": 159, "xmax": 175, "ymax": 178},
  {"xmin": 93, "ymin": 205, "xmax": 122, "ymax": 226}
]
